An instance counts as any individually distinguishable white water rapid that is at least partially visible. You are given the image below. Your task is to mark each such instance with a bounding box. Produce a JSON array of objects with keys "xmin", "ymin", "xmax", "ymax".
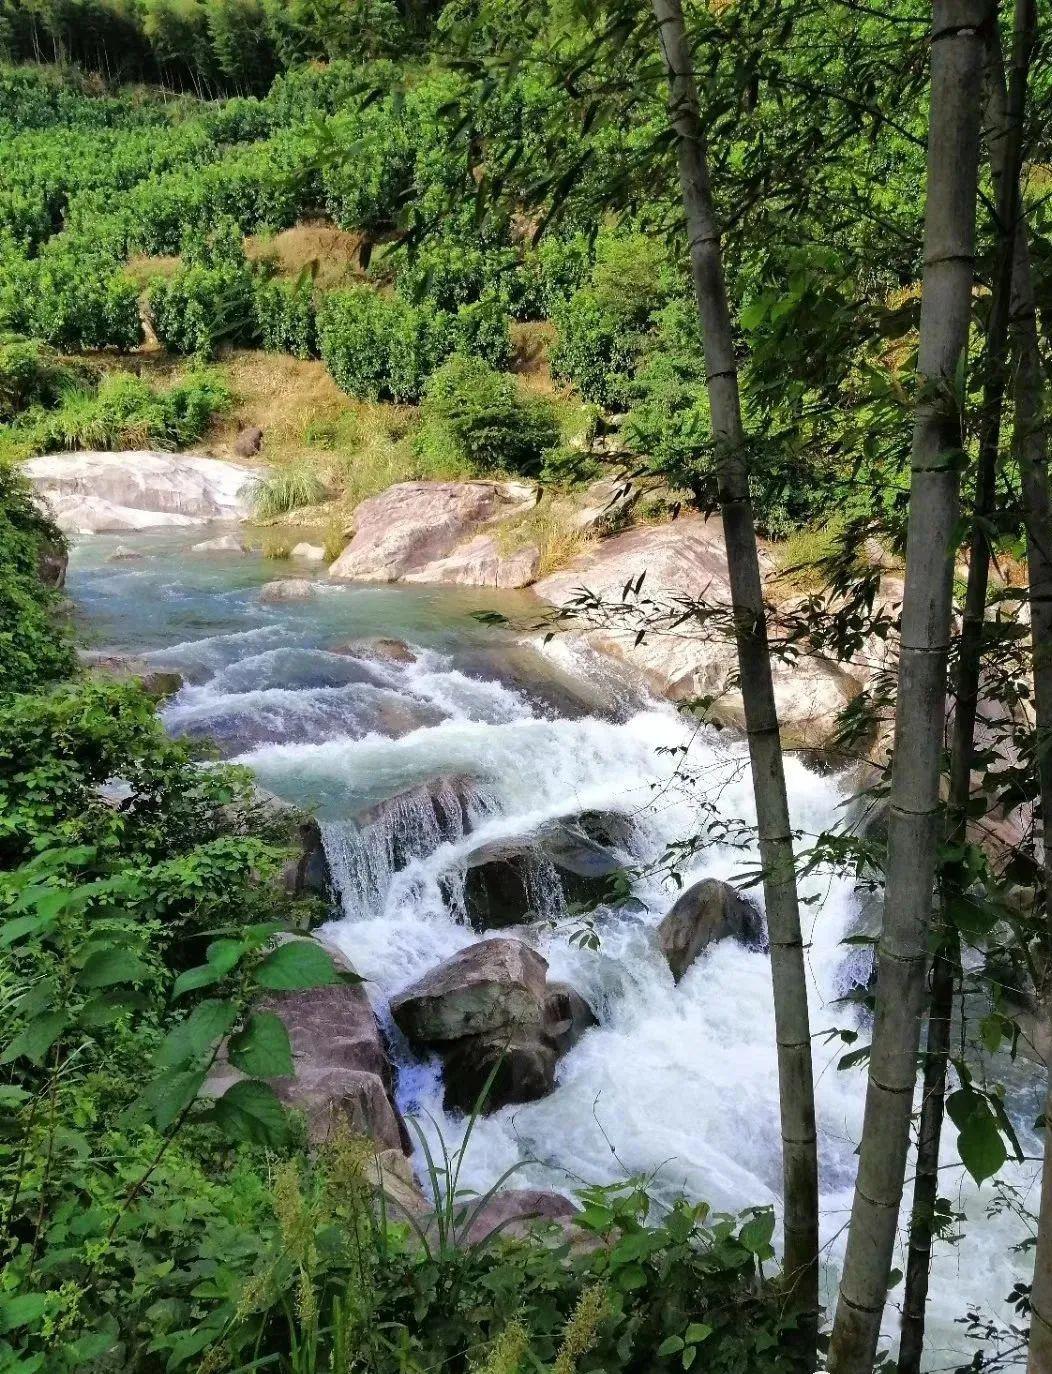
[{"xmin": 70, "ymin": 529, "xmax": 1036, "ymax": 1369}]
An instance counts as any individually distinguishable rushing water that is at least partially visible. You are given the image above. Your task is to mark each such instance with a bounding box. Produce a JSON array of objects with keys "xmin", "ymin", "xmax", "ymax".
[{"xmin": 69, "ymin": 526, "xmax": 1036, "ymax": 1367}]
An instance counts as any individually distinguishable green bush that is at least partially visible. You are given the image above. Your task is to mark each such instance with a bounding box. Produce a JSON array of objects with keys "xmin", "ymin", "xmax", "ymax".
[
  {"xmin": 318, "ymin": 287, "xmax": 510, "ymax": 404},
  {"xmin": 0, "ymin": 240, "xmax": 142, "ymax": 352},
  {"xmin": 417, "ymin": 354, "xmax": 558, "ymax": 476},
  {"xmin": 255, "ymin": 274, "xmax": 318, "ymax": 358},
  {"xmin": 149, "ymin": 224, "xmax": 259, "ymax": 356},
  {"xmin": 0, "ymin": 340, "xmax": 72, "ymax": 421},
  {"xmin": 0, "ymin": 464, "xmax": 73, "ymax": 695}
]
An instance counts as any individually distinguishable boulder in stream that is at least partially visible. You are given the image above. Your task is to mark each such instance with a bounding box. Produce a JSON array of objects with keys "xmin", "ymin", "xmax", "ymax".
[
  {"xmin": 657, "ymin": 878, "xmax": 765, "ymax": 982},
  {"xmin": 79, "ymin": 650, "xmax": 183, "ymax": 702},
  {"xmin": 330, "ymin": 637, "xmax": 417, "ymax": 665},
  {"xmin": 192, "ymin": 534, "xmax": 247, "ymax": 554},
  {"xmin": 260, "ymin": 578, "xmax": 318, "ymax": 603},
  {"xmin": 391, "ymin": 937, "xmax": 594, "ymax": 1114}
]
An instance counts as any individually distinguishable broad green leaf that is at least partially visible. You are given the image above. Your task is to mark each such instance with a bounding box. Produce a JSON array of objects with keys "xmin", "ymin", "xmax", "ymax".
[
  {"xmin": 210, "ymin": 1078, "xmax": 288, "ymax": 1147},
  {"xmin": 0, "ymin": 1293, "xmax": 48, "ymax": 1332},
  {"xmin": 957, "ymin": 1110, "xmax": 1007, "ymax": 1185},
  {"xmin": 135, "ymin": 1068, "xmax": 207, "ymax": 1131},
  {"xmin": 78, "ymin": 991, "xmax": 147, "ymax": 1028},
  {"xmin": 155, "ymin": 1000, "xmax": 237, "ymax": 1068},
  {"xmin": 0, "ymin": 911, "xmax": 58, "ymax": 947},
  {"xmin": 171, "ymin": 963, "xmax": 223, "ymax": 1000},
  {"xmin": 0, "ymin": 1011, "xmax": 67, "ymax": 1065},
  {"xmin": 657, "ymin": 1336, "xmax": 684, "ymax": 1357},
  {"xmin": 685, "ymin": 1323, "xmax": 712, "ymax": 1344},
  {"xmin": 739, "ymin": 1209, "xmax": 775, "ymax": 1255},
  {"xmin": 228, "ymin": 1011, "xmax": 293, "ymax": 1078},
  {"xmin": 615, "ymin": 1263, "xmax": 646, "ymax": 1292},
  {"xmin": 254, "ymin": 940, "xmax": 340, "ymax": 991},
  {"xmin": 77, "ymin": 947, "xmax": 150, "ymax": 989}
]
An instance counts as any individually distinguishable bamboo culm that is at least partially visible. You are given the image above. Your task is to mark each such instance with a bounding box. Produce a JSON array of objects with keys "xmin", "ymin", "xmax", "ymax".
[
  {"xmin": 649, "ymin": 0, "xmax": 819, "ymax": 1349},
  {"xmin": 898, "ymin": 9, "xmax": 1030, "ymax": 1368},
  {"xmin": 828, "ymin": 5, "xmax": 991, "ymax": 1370}
]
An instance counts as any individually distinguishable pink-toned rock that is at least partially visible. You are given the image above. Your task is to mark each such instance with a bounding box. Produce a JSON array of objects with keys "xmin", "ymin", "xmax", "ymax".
[
  {"xmin": 328, "ymin": 481, "xmax": 536, "ymax": 582},
  {"xmin": 535, "ymin": 514, "xmax": 858, "ymax": 751},
  {"xmin": 404, "ymin": 535, "xmax": 540, "ymax": 589}
]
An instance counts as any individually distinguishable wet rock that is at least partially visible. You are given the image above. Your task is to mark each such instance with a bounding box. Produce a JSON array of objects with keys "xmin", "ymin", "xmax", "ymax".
[
  {"xmin": 79, "ymin": 650, "xmax": 183, "ymax": 702},
  {"xmin": 391, "ymin": 938, "xmax": 593, "ymax": 1115},
  {"xmin": 452, "ymin": 642, "xmax": 629, "ymax": 721},
  {"xmin": 391, "ymin": 937, "xmax": 548, "ymax": 1045},
  {"xmin": 107, "ymin": 544, "xmax": 145, "ymax": 562},
  {"xmin": 352, "ymin": 776, "xmax": 477, "ymax": 872},
  {"xmin": 26, "ymin": 450, "xmax": 255, "ymax": 533},
  {"xmin": 328, "ymin": 481, "xmax": 536, "ymax": 583},
  {"xmin": 243, "ymin": 787, "xmax": 331, "ymax": 900},
  {"xmin": 234, "ymin": 425, "xmax": 263, "ymax": 458},
  {"xmin": 330, "ymin": 637, "xmax": 417, "ymax": 666},
  {"xmin": 192, "ymin": 534, "xmax": 247, "ymax": 554},
  {"xmin": 260, "ymin": 578, "xmax": 317, "ymax": 603},
  {"xmin": 462, "ymin": 821, "xmax": 622, "ymax": 931},
  {"xmin": 404, "ymin": 534, "xmax": 540, "ymax": 589},
  {"xmin": 657, "ymin": 878, "xmax": 765, "ymax": 982},
  {"xmin": 543, "ymin": 982, "xmax": 597, "ymax": 1056},
  {"xmin": 291, "ymin": 542, "xmax": 326, "ymax": 561}
]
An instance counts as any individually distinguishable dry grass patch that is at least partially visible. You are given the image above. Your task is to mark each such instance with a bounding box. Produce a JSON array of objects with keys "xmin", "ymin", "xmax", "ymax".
[
  {"xmin": 493, "ymin": 493, "xmax": 592, "ymax": 577},
  {"xmin": 510, "ymin": 322, "xmax": 557, "ymax": 393},
  {"xmin": 245, "ymin": 222, "xmax": 369, "ymax": 291}
]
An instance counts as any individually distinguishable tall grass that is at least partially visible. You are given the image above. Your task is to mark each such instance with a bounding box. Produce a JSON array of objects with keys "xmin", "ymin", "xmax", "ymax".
[{"xmin": 251, "ymin": 464, "xmax": 329, "ymax": 519}]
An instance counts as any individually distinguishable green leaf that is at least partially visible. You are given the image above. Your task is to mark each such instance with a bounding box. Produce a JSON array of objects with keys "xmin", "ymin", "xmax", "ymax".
[
  {"xmin": 685, "ymin": 1323, "xmax": 712, "ymax": 1345},
  {"xmin": 135, "ymin": 1068, "xmax": 207, "ymax": 1131},
  {"xmin": 682, "ymin": 1346, "xmax": 697, "ymax": 1370},
  {"xmin": 78, "ymin": 991, "xmax": 147, "ymax": 1028},
  {"xmin": 0, "ymin": 1293, "xmax": 48, "ymax": 1332},
  {"xmin": 958, "ymin": 1110, "xmax": 1007, "ymax": 1185},
  {"xmin": 615, "ymin": 1264, "xmax": 647, "ymax": 1292},
  {"xmin": 739, "ymin": 1209, "xmax": 775, "ymax": 1255},
  {"xmin": 155, "ymin": 1000, "xmax": 237, "ymax": 1069},
  {"xmin": 254, "ymin": 940, "xmax": 340, "ymax": 991},
  {"xmin": 0, "ymin": 1011, "xmax": 67, "ymax": 1065},
  {"xmin": 657, "ymin": 1336, "xmax": 684, "ymax": 1357},
  {"xmin": 211, "ymin": 1078, "xmax": 288, "ymax": 1147},
  {"xmin": 228, "ymin": 1011, "xmax": 293, "ymax": 1078},
  {"xmin": 77, "ymin": 947, "xmax": 150, "ymax": 989},
  {"xmin": 0, "ymin": 911, "xmax": 58, "ymax": 948}
]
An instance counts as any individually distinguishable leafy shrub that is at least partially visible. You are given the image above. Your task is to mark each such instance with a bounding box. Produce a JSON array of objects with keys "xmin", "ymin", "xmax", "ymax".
[
  {"xmin": 0, "ymin": 240, "xmax": 142, "ymax": 352},
  {"xmin": 8, "ymin": 368, "xmax": 231, "ymax": 453},
  {"xmin": 255, "ymin": 274, "xmax": 318, "ymax": 358},
  {"xmin": 318, "ymin": 288, "xmax": 510, "ymax": 403},
  {"xmin": 149, "ymin": 224, "xmax": 259, "ymax": 356},
  {"xmin": 397, "ymin": 236, "xmax": 521, "ymax": 314},
  {"xmin": 251, "ymin": 464, "xmax": 328, "ymax": 518},
  {"xmin": 418, "ymin": 354, "xmax": 558, "ymax": 476},
  {"xmin": 0, "ymin": 340, "xmax": 72, "ymax": 421},
  {"xmin": 0, "ymin": 464, "xmax": 73, "ymax": 695}
]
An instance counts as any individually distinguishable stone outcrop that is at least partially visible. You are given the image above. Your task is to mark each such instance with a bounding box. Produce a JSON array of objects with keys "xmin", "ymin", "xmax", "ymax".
[
  {"xmin": 390, "ymin": 937, "xmax": 594, "ymax": 1114},
  {"xmin": 192, "ymin": 534, "xmax": 247, "ymax": 554},
  {"xmin": 330, "ymin": 637, "xmax": 417, "ymax": 665},
  {"xmin": 573, "ymin": 475, "xmax": 639, "ymax": 533},
  {"xmin": 243, "ymin": 786, "xmax": 331, "ymax": 901},
  {"xmin": 328, "ymin": 481, "xmax": 536, "ymax": 584},
  {"xmin": 291, "ymin": 542, "xmax": 326, "ymax": 561},
  {"xmin": 404, "ymin": 535, "xmax": 540, "ymax": 589},
  {"xmin": 37, "ymin": 540, "xmax": 68, "ymax": 588},
  {"xmin": 234, "ymin": 425, "xmax": 263, "ymax": 458},
  {"xmin": 78, "ymin": 650, "xmax": 183, "ymax": 702},
  {"xmin": 25, "ymin": 451, "xmax": 255, "ymax": 534},
  {"xmin": 657, "ymin": 877, "xmax": 765, "ymax": 981},
  {"xmin": 209, "ymin": 940, "xmax": 408, "ymax": 1152},
  {"xmin": 535, "ymin": 514, "xmax": 860, "ymax": 751}
]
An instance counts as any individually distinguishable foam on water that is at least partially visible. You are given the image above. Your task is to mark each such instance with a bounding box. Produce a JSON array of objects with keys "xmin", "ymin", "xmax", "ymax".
[{"xmin": 66, "ymin": 532, "xmax": 1037, "ymax": 1368}]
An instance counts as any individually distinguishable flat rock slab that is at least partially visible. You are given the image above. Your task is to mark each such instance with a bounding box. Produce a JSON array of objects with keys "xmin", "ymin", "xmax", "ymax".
[
  {"xmin": 25, "ymin": 451, "xmax": 256, "ymax": 534},
  {"xmin": 404, "ymin": 534, "xmax": 540, "ymax": 589},
  {"xmin": 328, "ymin": 481, "xmax": 536, "ymax": 583}
]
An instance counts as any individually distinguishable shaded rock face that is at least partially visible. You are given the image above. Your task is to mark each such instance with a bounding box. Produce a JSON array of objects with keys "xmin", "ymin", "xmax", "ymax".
[
  {"xmin": 390, "ymin": 937, "xmax": 595, "ymax": 1114},
  {"xmin": 37, "ymin": 541, "xmax": 67, "ymax": 588},
  {"xmin": 535, "ymin": 514, "xmax": 859, "ymax": 752},
  {"xmin": 461, "ymin": 820, "xmax": 624, "ymax": 932},
  {"xmin": 79, "ymin": 650, "xmax": 183, "ymax": 702},
  {"xmin": 328, "ymin": 481, "xmax": 536, "ymax": 583},
  {"xmin": 657, "ymin": 878, "xmax": 765, "ymax": 982},
  {"xmin": 403, "ymin": 534, "xmax": 540, "ymax": 589},
  {"xmin": 234, "ymin": 425, "xmax": 263, "ymax": 458},
  {"xmin": 244, "ymin": 787, "xmax": 331, "ymax": 902},
  {"xmin": 573, "ymin": 475, "xmax": 639, "ymax": 533},
  {"xmin": 26, "ymin": 451, "xmax": 255, "ymax": 533}
]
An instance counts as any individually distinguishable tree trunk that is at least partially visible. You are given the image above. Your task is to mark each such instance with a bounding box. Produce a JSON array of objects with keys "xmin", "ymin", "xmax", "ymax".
[
  {"xmin": 650, "ymin": 0, "xmax": 819, "ymax": 1348},
  {"xmin": 898, "ymin": 9, "xmax": 1029, "ymax": 1368},
  {"xmin": 827, "ymin": 5, "xmax": 991, "ymax": 1370}
]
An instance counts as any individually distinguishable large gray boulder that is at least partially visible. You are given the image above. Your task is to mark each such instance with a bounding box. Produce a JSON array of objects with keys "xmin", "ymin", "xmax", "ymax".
[
  {"xmin": 535, "ymin": 514, "xmax": 860, "ymax": 751},
  {"xmin": 657, "ymin": 877, "xmax": 765, "ymax": 982},
  {"xmin": 328, "ymin": 481, "xmax": 536, "ymax": 583},
  {"xmin": 391, "ymin": 938, "xmax": 595, "ymax": 1114},
  {"xmin": 25, "ymin": 451, "xmax": 255, "ymax": 534},
  {"xmin": 391, "ymin": 938, "xmax": 548, "ymax": 1044}
]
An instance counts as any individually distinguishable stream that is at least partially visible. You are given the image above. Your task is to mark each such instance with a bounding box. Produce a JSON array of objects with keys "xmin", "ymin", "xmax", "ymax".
[{"xmin": 69, "ymin": 526, "xmax": 1036, "ymax": 1366}]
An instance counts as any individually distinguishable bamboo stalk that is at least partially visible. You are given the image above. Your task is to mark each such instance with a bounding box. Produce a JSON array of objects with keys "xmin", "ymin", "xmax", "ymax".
[
  {"xmin": 828, "ymin": 5, "xmax": 991, "ymax": 1369},
  {"xmin": 649, "ymin": 0, "xmax": 819, "ymax": 1350}
]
